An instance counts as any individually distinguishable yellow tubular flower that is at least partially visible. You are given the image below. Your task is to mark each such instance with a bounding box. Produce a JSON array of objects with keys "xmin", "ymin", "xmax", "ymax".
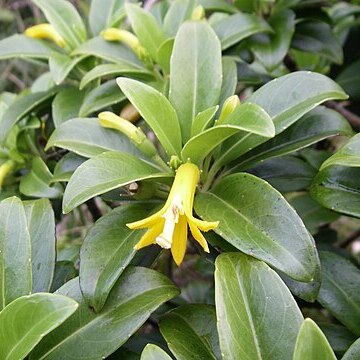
[
  {"xmin": 24, "ymin": 23, "xmax": 65, "ymax": 48},
  {"xmin": 127, "ymin": 163, "xmax": 219, "ymax": 265}
]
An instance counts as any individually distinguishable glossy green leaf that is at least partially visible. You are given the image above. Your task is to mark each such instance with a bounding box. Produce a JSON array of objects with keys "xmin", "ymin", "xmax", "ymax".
[
  {"xmin": 311, "ymin": 166, "xmax": 360, "ymax": 217},
  {"xmin": 251, "ymin": 9, "xmax": 295, "ymax": 70},
  {"xmin": 321, "ymin": 133, "xmax": 360, "ymax": 170},
  {"xmin": 89, "ymin": 0, "xmax": 126, "ymax": 36},
  {"xmin": 160, "ymin": 304, "xmax": 220, "ymax": 360},
  {"xmin": 157, "ymin": 38, "xmax": 174, "ymax": 74},
  {"xmin": 293, "ymin": 318, "xmax": 337, "ymax": 360},
  {"xmin": 292, "ymin": 20, "xmax": 343, "ymax": 64},
  {"xmin": 342, "ymin": 338, "xmax": 360, "ymax": 360},
  {"xmin": 0, "ymin": 88, "xmax": 59, "ymax": 144},
  {"xmin": 320, "ymin": 324, "xmax": 357, "ymax": 356},
  {"xmin": 232, "ymin": 107, "xmax": 353, "ymax": 171},
  {"xmin": 126, "ymin": 3, "xmax": 166, "ymax": 62},
  {"xmin": 20, "ymin": 157, "xmax": 63, "ymax": 199},
  {"xmin": 31, "ymin": 72, "xmax": 56, "ymax": 92},
  {"xmin": 50, "ymin": 261, "xmax": 77, "ymax": 293},
  {"xmin": 72, "ymin": 36, "xmax": 141, "ymax": 66},
  {"xmin": 248, "ymin": 155, "xmax": 316, "ymax": 193},
  {"xmin": 32, "ymin": 0, "xmax": 87, "ymax": 50},
  {"xmin": 79, "ymin": 80, "xmax": 126, "ymax": 117},
  {"xmin": 52, "ymin": 153, "xmax": 86, "ymax": 182},
  {"xmin": 30, "ymin": 268, "xmax": 179, "ymax": 359},
  {"xmin": 24, "ymin": 199, "xmax": 55, "ymax": 293},
  {"xmin": 195, "ymin": 173, "xmax": 318, "ymax": 281},
  {"xmin": 0, "ymin": 293, "xmax": 78, "ymax": 360},
  {"xmin": 215, "ymin": 253, "xmax": 303, "ymax": 359},
  {"xmin": 163, "ymin": 0, "xmax": 196, "ymax": 37},
  {"xmin": 190, "ymin": 105, "xmax": 218, "ymax": 138},
  {"xmin": 170, "ymin": 21, "xmax": 222, "ymax": 142},
  {"xmin": 49, "ymin": 52, "xmax": 86, "ymax": 85},
  {"xmin": 117, "ymin": 77, "xmax": 182, "ymax": 157},
  {"xmin": 63, "ymin": 151, "xmax": 170, "ymax": 213},
  {"xmin": 0, "ymin": 197, "xmax": 31, "ymax": 310},
  {"xmin": 212, "ymin": 13, "xmax": 271, "ymax": 50},
  {"xmin": 141, "ymin": 344, "xmax": 172, "ymax": 360},
  {"xmin": 318, "ymin": 251, "xmax": 360, "ymax": 336},
  {"xmin": 246, "ymin": 71, "xmax": 348, "ymax": 133},
  {"xmin": 80, "ymin": 63, "xmax": 153, "ymax": 90},
  {"xmin": 200, "ymin": 0, "xmax": 237, "ymax": 13},
  {"xmin": 182, "ymin": 103, "xmax": 274, "ymax": 165},
  {"xmin": 0, "ymin": 34, "xmax": 52, "ymax": 60},
  {"xmin": 80, "ymin": 204, "xmax": 156, "ymax": 312},
  {"xmin": 52, "ymin": 88, "xmax": 84, "ymax": 128},
  {"xmin": 46, "ymin": 117, "xmax": 141, "ymax": 158}
]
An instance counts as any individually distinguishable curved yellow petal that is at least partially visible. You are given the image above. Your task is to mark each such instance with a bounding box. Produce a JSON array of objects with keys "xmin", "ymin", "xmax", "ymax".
[
  {"xmin": 188, "ymin": 216, "xmax": 219, "ymax": 232},
  {"xmin": 171, "ymin": 215, "xmax": 188, "ymax": 266},
  {"xmin": 189, "ymin": 221, "xmax": 209, "ymax": 253},
  {"xmin": 127, "ymin": 207, "xmax": 166, "ymax": 229},
  {"xmin": 134, "ymin": 220, "xmax": 164, "ymax": 250}
]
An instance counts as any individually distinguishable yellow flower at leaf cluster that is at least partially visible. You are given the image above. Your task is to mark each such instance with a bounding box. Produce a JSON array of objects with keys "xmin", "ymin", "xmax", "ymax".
[
  {"xmin": 127, "ymin": 163, "xmax": 219, "ymax": 266},
  {"xmin": 24, "ymin": 23, "xmax": 65, "ymax": 48}
]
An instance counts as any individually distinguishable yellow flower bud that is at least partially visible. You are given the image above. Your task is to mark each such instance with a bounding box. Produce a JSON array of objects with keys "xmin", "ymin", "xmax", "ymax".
[
  {"xmin": 217, "ymin": 95, "xmax": 240, "ymax": 125},
  {"xmin": 191, "ymin": 5, "xmax": 205, "ymax": 20},
  {"xmin": 24, "ymin": 23, "xmax": 65, "ymax": 48}
]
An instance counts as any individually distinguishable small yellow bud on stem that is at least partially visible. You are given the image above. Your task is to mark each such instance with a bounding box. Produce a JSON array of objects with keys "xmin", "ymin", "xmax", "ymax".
[
  {"xmin": 191, "ymin": 5, "xmax": 205, "ymax": 20},
  {"xmin": 0, "ymin": 160, "xmax": 15, "ymax": 190},
  {"xmin": 217, "ymin": 95, "xmax": 240, "ymax": 125},
  {"xmin": 24, "ymin": 23, "xmax": 65, "ymax": 48}
]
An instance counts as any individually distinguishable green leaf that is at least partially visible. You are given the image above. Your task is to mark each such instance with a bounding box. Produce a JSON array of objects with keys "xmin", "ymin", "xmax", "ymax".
[
  {"xmin": 32, "ymin": 0, "xmax": 87, "ymax": 50},
  {"xmin": 0, "ymin": 88, "xmax": 59, "ymax": 145},
  {"xmin": 63, "ymin": 151, "xmax": 171, "ymax": 213},
  {"xmin": 342, "ymin": 338, "xmax": 360, "ymax": 360},
  {"xmin": 79, "ymin": 80, "xmax": 126, "ymax": 117},
  {"xmin": 89, "ymin": 0, "xmax": 126, "ymax": 36},
  {"xmin": 218, "ymin": 58, "xmax": 237, "ymax": 108},
  {"xmin": 200, "ymin": 0, "xmax": 237, "ymax": 13},
  {"xmin": 53, "ymin": 153, "xmax": 86, "ymax": 182},
  {"xmin": 321, "ymin": 133, "xmax": 360, "ymax": 170},
  {"xmin": 0, "ymin": 197, "xmax": 31, "ymax": 310},
  {"xmin": 182, "ymin": 103, "xmax": 274, "ymax": 165},
  {"xmin": 49, "ymin": 52, "xmax": 86, "ymax": 85},
  {"xmin": 310, "ymin": 166, "xmax": 360, "ymax": 217},
  {"xmin": 46, "ymin": 117, "xmax": 141, "ymax": 158},
  {"xmin": 195, "ymin": 173, "xmax": 318, "ymax": 281},
  {"xmin": 30, "ymin": 267, "xmax": 179, "ymax": 359},
  {"xmin": 160, "ymin": 304, "xmax": 220, "ymax": 360},
  {"xmin": 246, "ymin": 71, "xmax": 348, "ymax": 133},
  {"xmin": 251, "ymin": 9, "xmax": 295, "ymax": 71},
  {"xmin": 231, "ymin": 107, "xmax": 353, "ymax": 171},
  {"xmin": 157, "ymin": 38, "xmax": 174, "ymax": 74},
  {"xmin": 289, "ymin": 194, "xmax": 340, "ymax": 234},
  {"xmin": 52, "ymin": 88, "xmax": 84, "ymax": 128},
  {"xmin": 293, "ymin": 318, "xmax": 337, "ymax": 360},
  {"xmin": 215, "ymin": 253, "xmax": 303, "ymax": 359},
  {"xmin": 337, "ymin": 59, "xmax": 360, "ymax": 100},
  {"xmin": 20, "ymin": 157, "xmax": 63, "ymax": 199},
  {"xmin": 0, "ymin": 34, "xmax": 52, "ymax": 60},
  {"xmin": 212, "ymin": 13, "xmax": 271, "ymax": 50},
  {"xmin": 80, "ymin": 63, "xmax": 153, "ymax": 90},
  {"xmin": 117, "ymin": 77, "xmax": 182, "ymax": 157},
  {"xmin": 126, "ymin": 3, "xmax": 166, "ymax": 62},
  {"xmin": 190, "ymin": 105, "xmax": 218, "ymax": 138},
  {"xmin": 141, "ymin": 344, "xmax": 172, "ymax": 360},
  {"xmin": 24, "ymin": 199, "xmax": 55, "ymax": 293},
  {"xmin": 292, "ymin": 20, "xmax": 343, "ymax": 64},
  {"xmin": 170, "ymin": 21, "xmax": 222, "ymax": 142},
  {"xmin": 320, "ymin": 324, "xmax": 357, "ymax": 356},
  {"xmin": 211, "ymin": 103, "xmax": 275, "ymax": 168},
  {"xmin": 31, "ymin": 72, "xmax": 56, "ymax": 92},
  {"xmin": 248, "ymin": 156, "xmax": 316, "ymax": 193},
  {"xmin": 317, "ymin": 251, "xmax": 360, "ymax": 336},
  {"xmin": 0, "ymin": 293, "xmax": 78, "ymax": 360},
  {"xmin": 72, "ymin": 36, "xmax": 141, "ymax": 66},
  {"xmin": 80, "ymin": 204, "xmax": 156, "ymax": 312}
]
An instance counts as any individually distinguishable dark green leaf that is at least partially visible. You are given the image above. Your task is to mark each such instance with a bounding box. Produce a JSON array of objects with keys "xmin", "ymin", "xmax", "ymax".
[
  {"xmin": 52, "ymin": 153, "xmax": 86, "ymax": 182},
  {"xmin": 342, "ymin": 338, "xmax": 360, "ymax": 360},
  {"xmin": 337, "ymin": 59, "xmax": 360, "ymax": 100},
  {"xmin": 24, "ymin": 199, "xmax": 55, "ymax": 293},
  {"xmin": 62, "ymin": 151, "xmax": 171, "ymax": 213},
  {"xmin": 0, "ymin": 197, "xmax": 31, "ymax": 310},
  {"xmin": 318, "ymin": 251, "xmax": 360, "ymax": 336},
  {"xmin": 0, "ymin": 293, "xmax": 78, "ymax": 360},
  {"xmin": 30, "ymin": 268, "xmax": 179, "ymax": 359},
  {"xmin": 215, "ymin": 253, "xmax": 303, "ymax": 359},
  {"xmin": 195, "ymin": 173, "xmax": 318, "ymax": 281},
  {"xmin": 160, "ymin": 304, "xmax": 220, "ymax": 360},
  {"xmin": 320, "ymin": 324, "xmax": 357, "ymax": 356}
]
